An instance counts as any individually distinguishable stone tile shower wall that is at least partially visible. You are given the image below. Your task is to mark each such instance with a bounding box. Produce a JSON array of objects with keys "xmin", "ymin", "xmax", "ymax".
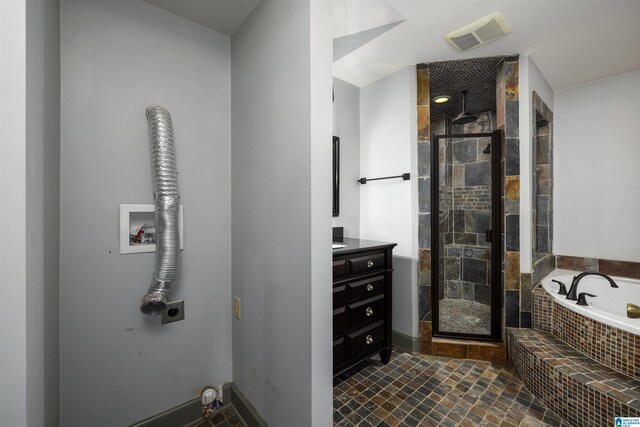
[
  {"xmin": 496, "ymin": 57, "xmax": 522, "ymax": 330},
  {"xmin": 417, "ymin": 66, "xmax": 432, "ymax": 352},
  {"xmin": 530, "ymin": 92, "xmax": 555, "ymax": 287},
  {"xmin": 418, "ymin": 56, "xmax": 522, "ymax": 352},
  {"xmin": 517, "ymin": 92, "xmax": 556, "ymax": 333},
  {"xmin": 534, "ymin": 122, "xmax": 552, "ymax": 254},
  {"xmin": 441, "ymin": 112, "xmax": 496, "ymax": 306}
]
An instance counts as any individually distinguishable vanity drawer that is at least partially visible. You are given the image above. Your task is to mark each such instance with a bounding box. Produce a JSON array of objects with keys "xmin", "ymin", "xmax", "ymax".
[
  {"xmin": 349, "ymin": 253, "xmax": 385, "ymax": 275},
  {"xmin": 333, "ymin": 285, "xmax": 347, "ymax": 307},
  {"xmin": 332, "ymin": 240, "xmax": 396, "ymax": 376},
  {"xmin": 333, "ymin": 260, "xmax": 347, "ymax": 278},
  {"xmin": 333, "ymin": 307, "xmax": 346, "ymax": 339},
  {"xmin": 333, "ymin": 338, "xmax": 345, "ymax": 368},
  {"xmin": 347, "ymin": 322, "xmax": 384, "ymax": 360},
  {"xmin": 348, "ymin": 295, "xmax": 385, "ymax": 331},
  {"xmin": 347, "ymin": 275, "xmax": 385, "ymax": 303}
]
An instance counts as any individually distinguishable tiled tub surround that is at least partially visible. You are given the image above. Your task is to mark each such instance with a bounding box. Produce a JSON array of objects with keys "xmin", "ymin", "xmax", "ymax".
[
  {"xmin": 514, "ymin": 271, "xmax": 640, "ymax": 426},
  {"xmin": 510, "ymin": 329, "xmax": 640, "ymax": 427},
  {"xmin": 539, "ymin": 273, "xmax": 640, "ymax": 374},
  {"xmin": 531, "ymin": 285, "xmax": 552, "ymax": 334},
  {"xmin": 527, "ymin": 256, "xmax": 640, "ymax": 334}
]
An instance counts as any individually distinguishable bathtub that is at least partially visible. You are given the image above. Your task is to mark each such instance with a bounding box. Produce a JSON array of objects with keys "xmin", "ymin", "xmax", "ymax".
[{"xmin": 541, "ymin": 272, "xmax": 640, "ymax": 335}]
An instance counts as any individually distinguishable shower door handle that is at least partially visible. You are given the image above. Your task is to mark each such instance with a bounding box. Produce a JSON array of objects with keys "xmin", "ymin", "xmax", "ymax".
[{"xmin": 485, "ymin": 229, "xmax": 492, "ymax": 242}]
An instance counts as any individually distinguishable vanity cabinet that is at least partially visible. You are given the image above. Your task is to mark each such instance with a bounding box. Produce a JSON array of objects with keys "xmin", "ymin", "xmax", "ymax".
[{"xmin": 333, "ymin": 239, "xmax": 396, "ymax": 376}]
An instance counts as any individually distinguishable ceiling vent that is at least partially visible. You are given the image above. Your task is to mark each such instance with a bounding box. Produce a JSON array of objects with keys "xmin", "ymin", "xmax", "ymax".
[{"xmin": 445, "ymin": 12, "xmax": 511, "ymax": 52}]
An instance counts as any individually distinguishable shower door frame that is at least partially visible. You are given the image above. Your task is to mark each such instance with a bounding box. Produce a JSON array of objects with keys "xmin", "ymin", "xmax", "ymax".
[{"xmin": 430, "ymin": 130, "xmax": 503, "ymax": 342}]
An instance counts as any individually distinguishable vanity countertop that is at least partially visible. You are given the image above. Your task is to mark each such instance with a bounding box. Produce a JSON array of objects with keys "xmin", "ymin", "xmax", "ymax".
[{"xmin": 332, "ymin": 237, "xmax": 397, "ymax": 256}]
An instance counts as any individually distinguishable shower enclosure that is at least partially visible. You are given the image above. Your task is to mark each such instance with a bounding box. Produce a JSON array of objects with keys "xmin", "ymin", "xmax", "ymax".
[{"xmin": 431, "ymin": 130, "xmax": 502, "ymax": 340}]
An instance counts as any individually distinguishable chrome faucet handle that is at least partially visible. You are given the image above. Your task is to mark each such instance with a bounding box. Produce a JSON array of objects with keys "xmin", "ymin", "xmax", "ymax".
[
  {"xmin": 577, "ymin": 292, "xmax": 597, "ymax": 306},
  {"xmin": 552, "ymin": 280, "xmax": 567, "ymax": 296}
]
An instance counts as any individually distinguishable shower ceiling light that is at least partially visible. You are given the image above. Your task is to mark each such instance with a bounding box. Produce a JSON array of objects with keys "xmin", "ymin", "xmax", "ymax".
[{"xmin": 433, "ymin": 95, "xmax": 451, "ymax": 104}]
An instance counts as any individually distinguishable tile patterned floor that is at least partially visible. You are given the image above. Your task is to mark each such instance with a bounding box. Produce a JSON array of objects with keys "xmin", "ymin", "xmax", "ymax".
[
  {"xmin": 439, "ymin": 298, "xmax": 491, "ymax": 335},
  {"xmin": 333, "ymin": 352, "xmax": 571, "ymax": 427},
  {"xmin": 195, "ymin": 405, "xmax": 245, "ymax": 427}
]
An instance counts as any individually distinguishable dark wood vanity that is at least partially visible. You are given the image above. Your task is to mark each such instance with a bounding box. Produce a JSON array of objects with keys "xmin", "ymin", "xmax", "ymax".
[{"xmin": 332, "ymin": 238, "xmax": 396, "ymax": 376}]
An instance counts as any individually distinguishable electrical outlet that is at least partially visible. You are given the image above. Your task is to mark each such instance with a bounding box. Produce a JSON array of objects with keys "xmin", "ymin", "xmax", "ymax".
[
  {"xmin": 233, "ymin": 297, "xmax": 241, "ymax": 320},
  {"xmin": 161, "ymin": 300, "xmax": 185, "ymax": 324}
]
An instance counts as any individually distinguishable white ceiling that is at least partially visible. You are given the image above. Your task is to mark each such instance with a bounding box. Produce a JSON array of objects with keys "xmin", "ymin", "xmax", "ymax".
[
  {"xmin": 143, "ymin": 0, "xmax": 259, "ymax": 36},
  {"xmin": 333, "ymin": 0, "xmax": 640, "ymax": 89}
]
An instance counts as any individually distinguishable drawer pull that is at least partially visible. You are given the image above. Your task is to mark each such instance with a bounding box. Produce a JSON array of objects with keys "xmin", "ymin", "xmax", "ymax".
[
  {"xmin": 366, "ymin": 284, "xmax": 374, "ymax": 292},
  {"xmin": 366, "ymin": 307, "xmax": 373, "ymax": 317},
  {"xmin": 367, "ymin": 260, "xmax": 374, "ymax": 268},
  {"xmin": 365, "ymin": 335, "xmax": 373, "ymax": 345}
]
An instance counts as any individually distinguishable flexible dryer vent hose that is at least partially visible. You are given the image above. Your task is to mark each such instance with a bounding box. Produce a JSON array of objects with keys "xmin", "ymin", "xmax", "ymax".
[{"xmin": 140, "ymin": 106, "xmax": 181, "ymax": 315}]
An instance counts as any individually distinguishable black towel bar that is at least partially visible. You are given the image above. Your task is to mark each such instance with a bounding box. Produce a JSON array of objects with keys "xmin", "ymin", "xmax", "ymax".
[{"xmin": 357, "ymin": 173, "xmax": 410, "ymax": 184}]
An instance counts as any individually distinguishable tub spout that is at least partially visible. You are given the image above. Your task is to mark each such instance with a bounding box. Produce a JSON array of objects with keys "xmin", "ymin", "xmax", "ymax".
[{"xmin": 566, "ymin": 271, "xmax": 618, "ymax": 301}]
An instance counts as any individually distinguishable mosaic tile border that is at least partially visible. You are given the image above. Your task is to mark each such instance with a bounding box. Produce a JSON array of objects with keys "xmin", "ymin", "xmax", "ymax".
[{"xmin": 510, "ymin": 328, "xmax": 640, "ymax": 427}]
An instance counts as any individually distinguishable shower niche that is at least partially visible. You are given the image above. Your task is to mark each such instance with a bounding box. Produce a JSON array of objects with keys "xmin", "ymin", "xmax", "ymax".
[{"xmin": 428, "ymin": 58, "xmax": 505, "ymax": 341}]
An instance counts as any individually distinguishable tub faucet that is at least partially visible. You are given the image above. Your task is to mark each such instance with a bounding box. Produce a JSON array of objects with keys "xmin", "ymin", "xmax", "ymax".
[
  {"xmin": 552, "ymin": 279, "xmax": 567, "ymax": 296},
  {"xmin": 576, "ymin": 292, "xmax": 597, "ymax": 306},
  {"xmin": 566, "ymin": 271, "xmax": 619, "ymax": 301}
]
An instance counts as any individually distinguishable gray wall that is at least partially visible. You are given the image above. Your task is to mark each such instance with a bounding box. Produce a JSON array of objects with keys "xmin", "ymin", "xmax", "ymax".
[
  {"xmin": 555, "ymin": 70, "xmax": 640, "ymax": 262},
  {"xmin": 26, "ymin": 0, "xmax": 60, "ymax": 425},
  {"xmin": 0, "ymin": 1, "xmax": 60, "ymax": 426},
  {"xmin": 60, "ymin": 1, "xmax": 232, "ymax": 425},
  {"xmin": 231, "ymin": 0, "xmax": 333, "ymax": 425},
  {"xmin": 332, "ymin": 77, "xmax": 360, "ymax": 237},
  {"xmin": 1, "ymin": 1, "xmax": 29, "ymax": 425},
  {"xmin": 359, "ymin": 66, "xmax": 419, "ymax": 339}
]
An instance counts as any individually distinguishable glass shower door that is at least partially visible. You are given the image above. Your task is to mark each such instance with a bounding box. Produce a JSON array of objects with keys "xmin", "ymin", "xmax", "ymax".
[{"xmin": 431, "ymin": 130, "xmax": 502, "ymax": 340}]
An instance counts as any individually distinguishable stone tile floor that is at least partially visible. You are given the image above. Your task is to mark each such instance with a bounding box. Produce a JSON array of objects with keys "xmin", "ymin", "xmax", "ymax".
[
  {"xmin": 334, "ymin": 352, "xmax": 571, "ymax": 427},
  {"xmin": 194, "ymin": 405, "xmax": 245, "ymax": 427},
  {"xmin": 439, "ymin": 298, "xmax": 491, "ymax": 336}
]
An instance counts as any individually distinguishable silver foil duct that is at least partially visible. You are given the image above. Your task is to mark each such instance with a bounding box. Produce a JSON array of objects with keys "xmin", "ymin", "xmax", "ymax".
[{"xmin": 140, "ymin": 106, "xmax": 181, "ymax": 315}]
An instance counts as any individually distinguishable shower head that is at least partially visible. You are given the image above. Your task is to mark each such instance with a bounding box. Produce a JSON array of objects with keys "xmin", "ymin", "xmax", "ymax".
[
  {"xmin": 452, "ymin": 90, "xmax": 477, "ymax": 125},
  {"xmin": 453, "ymin": 111, "xmax": 477, "ymax": 125},
  {"xmin": 482, "ymin": 143, "xmax": 491, "ymax": 154}
]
